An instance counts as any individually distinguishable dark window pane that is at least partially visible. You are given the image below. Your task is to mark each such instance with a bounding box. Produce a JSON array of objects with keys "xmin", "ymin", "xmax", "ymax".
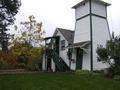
[{"xmin": 61, "ymin": 40, "xmax": 65, "ymax": 50}]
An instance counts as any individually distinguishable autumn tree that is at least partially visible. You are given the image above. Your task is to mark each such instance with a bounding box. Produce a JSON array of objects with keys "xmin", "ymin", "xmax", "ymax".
[
  {"xmin": 0, "ymin": 0, "xmax": 21, "ymax": 51},
  {"xmin": 12, "ymin": 15, "xmax": 45, "ymax": 47},
  {"xmin": 10, "ymin": 15, "xmax": 45, "ymax": 69},
  {"xmin": 10, "ymin": 41, "xmax": 44, "ymax": 69}
]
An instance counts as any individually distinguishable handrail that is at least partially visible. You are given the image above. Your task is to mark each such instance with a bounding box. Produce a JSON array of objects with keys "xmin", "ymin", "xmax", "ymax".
[{"xmin": 46, "ymin": 49, "xmax": 70, "ymax": 71}]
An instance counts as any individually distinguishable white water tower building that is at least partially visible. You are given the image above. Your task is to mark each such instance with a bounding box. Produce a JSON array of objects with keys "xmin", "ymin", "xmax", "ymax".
[{"xmin": 72, "ymin": 0, "xmax": 111, "ymax": 71}]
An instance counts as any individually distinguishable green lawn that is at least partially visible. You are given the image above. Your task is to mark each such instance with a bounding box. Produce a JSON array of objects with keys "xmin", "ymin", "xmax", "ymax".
[{"xmin": 0, "ymin": 72, "xmax": 120, "ymax": 90}]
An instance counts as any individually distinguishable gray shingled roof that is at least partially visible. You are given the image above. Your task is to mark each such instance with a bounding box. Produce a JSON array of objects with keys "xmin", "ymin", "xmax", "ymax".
[
  {"xmin": 56, "ymin": 28, "xmax": 74, "ymax": 44},
  {"xmin": 72, "ymin": 0, "xmax": 111, "ymax": 9}
]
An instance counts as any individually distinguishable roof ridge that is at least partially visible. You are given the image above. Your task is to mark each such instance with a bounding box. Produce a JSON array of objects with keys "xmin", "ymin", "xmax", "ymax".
[
  {"xmin": 72, "ymin": 0, "xmax": 111, "ymax": 9},
  {"xmin": 57, "ymin": 27, "xmax": 74, "ymax": 32}
]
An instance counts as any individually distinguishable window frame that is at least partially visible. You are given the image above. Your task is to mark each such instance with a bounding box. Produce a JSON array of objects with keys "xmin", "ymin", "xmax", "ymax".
[{"xmin": 61, "ymin": 40, "xmax": 65, "ymax": 50}]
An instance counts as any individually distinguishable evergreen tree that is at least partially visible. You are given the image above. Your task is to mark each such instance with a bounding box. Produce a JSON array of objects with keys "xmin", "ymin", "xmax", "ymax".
[{"xmin": 0, "ymin": 0, "xmax": 21, "ymax": 51}]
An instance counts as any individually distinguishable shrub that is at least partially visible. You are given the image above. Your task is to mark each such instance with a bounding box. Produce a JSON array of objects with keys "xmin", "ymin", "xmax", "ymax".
[
  {"xmin": 0, "ymin": 58, "xmax": 8, "ymax": 69},
  {"xmin": 97, "ymin": 33, "xmax": 120, "ymax": 77},
  {"xmin": 0, "ymin": 51, "xmax": 18, "ymax": 69}
]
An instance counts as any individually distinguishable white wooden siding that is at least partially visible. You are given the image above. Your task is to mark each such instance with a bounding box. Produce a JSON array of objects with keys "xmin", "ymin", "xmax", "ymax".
[
  {"xmin": 55, "ymin": 30, "xmax": 70, "ymax": 67},
  {"xmin": 42, "ymin": 54, "xmax": 46, "ymax": 71},
  {"xmin": 51, "ymin": 59, "xmax": 55, "ymax": 72},
  {"xmin": 82, "ymin": 45, "xmax": 91, "ymax": 70},
  {"xmin": 92, "ymin": 16, "xmax": 110, "ymax": 70},
  {"xmin": 76, "ymin": 1, "xmax": 90, "ymax": 19},
  {"xmin": 74, "ymin": 16, "xmax": 90, "ymax": 43},
  {"xmin": 71, "ymin": 49, "xmax": 76, "ymax": 70},
  {"xmin": 91, "ymin": 1, "xmax": 107, "ymax": 17}
]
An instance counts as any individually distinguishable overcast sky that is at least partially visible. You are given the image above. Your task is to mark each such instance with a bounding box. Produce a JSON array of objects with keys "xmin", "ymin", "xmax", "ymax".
[{"xmin": 12, "ymin": 0, "xmax": 120, "ymax": 37}]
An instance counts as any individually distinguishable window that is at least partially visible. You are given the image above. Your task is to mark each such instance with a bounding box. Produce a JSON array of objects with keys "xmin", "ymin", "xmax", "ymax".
[{"xmin": 61, "ymin": 40, "xmax": 65, "ymax": 50}]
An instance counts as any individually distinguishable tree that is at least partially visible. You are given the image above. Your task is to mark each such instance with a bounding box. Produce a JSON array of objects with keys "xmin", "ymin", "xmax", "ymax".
[
  {"xmin": 12, "ymin": 15, "xmax": 45, "ymax": 47},
  {"xmin": 0, "ymin": 0, "xmax": 21, "ymax": 25},
  {"xmin": 10, "ymin": 41, "xmax": 44, "ymax": 70},
  {"xmin": 96, "ymin": 32, "xmax": 120, "ymax": 75},
  {"xmin": 0, "ymin": 0, "xmax": 21, "ymax": 51},
  {"xmin": 9, "ymin": 15, "xmax": 45, "ymax": 69}
]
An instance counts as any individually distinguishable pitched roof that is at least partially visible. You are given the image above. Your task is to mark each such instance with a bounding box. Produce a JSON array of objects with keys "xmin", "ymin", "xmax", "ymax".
[
  {"xmin": 72, "ymin": 0, "xmax": 111, "ymax": 9},
  {"xmin": 54, "ymin": 28, "xmax": 74, "ymax": 44}
]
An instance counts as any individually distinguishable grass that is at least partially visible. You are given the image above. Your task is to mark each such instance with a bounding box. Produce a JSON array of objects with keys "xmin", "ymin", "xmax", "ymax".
[{"xmin": 0, "ymin": 72, "xmax": 120, "ymax": 90}]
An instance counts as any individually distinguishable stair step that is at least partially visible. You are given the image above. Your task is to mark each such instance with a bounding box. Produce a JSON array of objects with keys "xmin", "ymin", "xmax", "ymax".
[{"xmin": 46, "ymin": 49, "xmax": 70, "ymax": 71}]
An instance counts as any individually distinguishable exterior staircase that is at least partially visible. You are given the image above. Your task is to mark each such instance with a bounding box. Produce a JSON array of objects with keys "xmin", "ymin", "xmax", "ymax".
[{"xmin": 46, "ymin": 49, "xmax": 70, "ymax": 71}]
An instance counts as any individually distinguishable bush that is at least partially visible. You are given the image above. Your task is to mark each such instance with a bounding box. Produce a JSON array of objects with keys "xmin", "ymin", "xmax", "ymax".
[
  {"xmin": 15, "ymin": 63, "xmax": 26, "ymax": 69},
  {"xmin": 26, "ymin": 57, "xmax": 41, "ymax": 71},
  {"xmin": 96, "ymin": 33, "xmax": 120, "ymax": 77},
  {"xmin": 0, "ymin": 51, "xmax": 18, "ymax": 69},
  {"xmin": 0, "ymin": 58, "xmax": 8, "ymax": 69},
  {"xmin": 0, "ymin": 51, "xmax": 17, "ymax": 65},
  {"xmin": 114, "ymin": 75, "xmax": 120, "ymax": 81}
]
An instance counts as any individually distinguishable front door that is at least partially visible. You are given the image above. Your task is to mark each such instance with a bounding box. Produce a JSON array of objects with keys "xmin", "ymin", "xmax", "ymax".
[{"xmin": 76, "ymin": 48, "xmax": 83, "ymax": 70}]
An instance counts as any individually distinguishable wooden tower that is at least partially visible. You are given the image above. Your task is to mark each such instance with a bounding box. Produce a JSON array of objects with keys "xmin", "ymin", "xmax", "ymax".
[{"xmin": 72, "ymin": 0, "xmax": 111, "ymax": 71}]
